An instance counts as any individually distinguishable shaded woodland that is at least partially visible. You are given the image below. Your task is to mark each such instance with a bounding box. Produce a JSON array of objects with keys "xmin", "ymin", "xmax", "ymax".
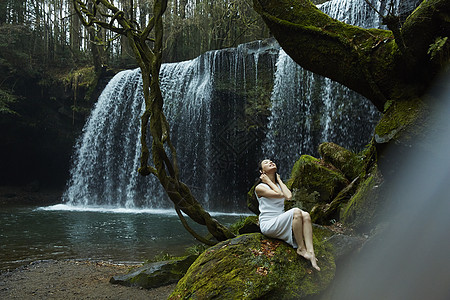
[
  {"xmin": 0, "ymin": 0, "xmax": 269, "ymax": 69},
  {"xmin": 0, "ymin": 0, "xmax": 270, "ymax": 187}
]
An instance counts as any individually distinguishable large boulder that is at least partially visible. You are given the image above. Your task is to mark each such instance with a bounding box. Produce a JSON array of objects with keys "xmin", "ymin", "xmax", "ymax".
[
  {"xmin": 287, "ymin": 155, "xmax": 349, "ymax": 211},
  {"xmin": 169, "ymin": 231, "xmax": 335, "ymax": 299},
  {"xmin": 310, "ymin": 176, "xmax": 360, "ymax": 225},
  {"xmin": 341, "ymin": 170, "xmax": 383, "ymax": 233},
  {"xmin": 318, "ymin": 142, "xmax": 364, "ymax": 180},
  {"xmin": 110, "ymin": 255, "xmax": 198, "ymax": 289},
  {"xmin": 237, "ymin": 215, "xmax": 261, "ymax": 234},
  {"xmin": 247, "ymin": 184, "xmax": 260, "ymax": 215}
]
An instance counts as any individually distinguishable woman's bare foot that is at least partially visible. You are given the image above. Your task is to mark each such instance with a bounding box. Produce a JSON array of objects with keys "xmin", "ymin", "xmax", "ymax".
[
  {"xmin": 297, "ymin": 248, "xmax": 308, "ymax": 258},
  {"xmin": 297, "ymin": 249, "xmax": 320, "ymax": 271},
  {"xmin": 308, "ymin": 253, "xmax": 320, "ymax": 271}
]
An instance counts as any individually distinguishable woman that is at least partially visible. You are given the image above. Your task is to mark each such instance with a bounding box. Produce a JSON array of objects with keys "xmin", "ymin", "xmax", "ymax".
[{"xmin": 255, "ymin": 159, "xmax": 320, "ymax": 271}]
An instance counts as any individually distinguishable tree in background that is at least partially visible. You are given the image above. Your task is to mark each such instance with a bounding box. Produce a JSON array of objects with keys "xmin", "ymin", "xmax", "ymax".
[
  {"xmin": 0, "ymin": 0, "xmax": 269, "ymax": 68},
  {"xmin": 72, "ymin": 0, "xmax": 235, "ymax": 244}
]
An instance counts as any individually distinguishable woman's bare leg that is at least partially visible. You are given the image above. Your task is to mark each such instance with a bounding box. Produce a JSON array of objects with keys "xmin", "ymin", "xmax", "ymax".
[
  {"xmin": 292, "ymin": 208, "xmax": 307, "ymax": 256},
  {"xmin": 301, "ymin": 211, "xmax": 320, "ymax": 271},
  {"xmin": 292, "ymin": 208, "xmax": 320, "ymax": 271}
]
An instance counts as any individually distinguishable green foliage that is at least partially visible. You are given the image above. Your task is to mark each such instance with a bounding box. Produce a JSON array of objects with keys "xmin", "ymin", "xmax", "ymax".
[
  {"xmin": 145, "ymin": 244, "xmax": 209, "ymax": 264},
  {"xmin": 0, "ymin": 25, "xmax": 37, "ymax": 77},
  {"xmin": 0, "ymin": 89, "xmax": 19, "ymax": 115},
  {"xmin": 145, "ymin": 252, "xmax": 178, "ymax": 264},
  {"xmin": 185, "ymin": 243, "xmax": 209, "ymax": 256},
  {"xmin": 428, "ymin": 36, "xmax": 448, "ymax": 61},
  {"xmin": 228, "ymin": 216, "xmax": 249, "ymax": 235}
]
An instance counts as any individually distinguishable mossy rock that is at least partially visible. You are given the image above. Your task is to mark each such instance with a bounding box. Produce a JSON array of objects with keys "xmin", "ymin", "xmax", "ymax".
[
  {"xmin": 310, "ymin": 176, "xmax": 360, "ymax": 225},
  {"xmin": 285, "ymin": 187, "xmax": 320, "ymax": 212},
  {"xmin": 247, "ymin": 184, "xmax": 260, "ymax": 215},
  {"xmin": 318, "ymin": 142, "xmax": 364, "ymax": 180},
  {"xmin": 374, "ymin": 98, "xmax": 427, "ymax": 145},
  {"xmin": 110, "ymin": 255, "xmax": 198, "ymax": 289},
  {"xmin": 287, "ymin": 155, "xmax": 349, "ymax": 211},
  {"xmin": 238, "ymin": 215, "xmax": 261, "ymax": 234},
  {"xmin": 341, "ymin": 170, "xmax": 383, "ymax": 233},
  {"xmin": 229, "ymin": 215, "xmax": 260, "ymax": 235},
  {"xmin": 170, "ymin": 232, "xmax": 335, "ymax": 299}
]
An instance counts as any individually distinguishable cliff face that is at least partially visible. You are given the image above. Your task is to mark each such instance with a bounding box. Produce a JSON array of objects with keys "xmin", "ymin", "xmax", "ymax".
[{"xmin": 0, "ymin": 65, "xmax": 113, "ymax": 188}]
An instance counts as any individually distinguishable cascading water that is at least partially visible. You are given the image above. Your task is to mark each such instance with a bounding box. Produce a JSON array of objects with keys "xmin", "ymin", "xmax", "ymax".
[
  {"xmin": 63, "ymin": 39, "xmax": 280, "ymax": 211},
  {"xmin": 63, "ymin": 0, "xmax": 420, "ymax": 212},
  {"xmin": 261, "ymin": 0, "xmax": 420, "ymax": 175},
  {"xmin": 63, "ymin": 69, "xmax": 164, "ymax": 208}
]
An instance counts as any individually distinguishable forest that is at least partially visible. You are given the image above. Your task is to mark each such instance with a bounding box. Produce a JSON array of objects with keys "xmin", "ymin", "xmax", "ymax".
[
  {"xmin": 0, "ymin": 0, "xmax": 272, "ymax": 186},
  {"xmin": 1, "ymin": 0, "xmax": 449, "ymax": 298},
  {"xmin": 0, "ymin": 0, "xmax": 270, "ymax": 71}
]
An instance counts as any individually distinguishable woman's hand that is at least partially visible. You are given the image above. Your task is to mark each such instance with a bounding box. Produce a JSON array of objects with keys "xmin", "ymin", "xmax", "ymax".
[
  {"xmin": 260, "ymin": 173, "xmax": 271, "ymax": 184},
  {"xmin": 276, "ymin": 173, "xmax": 282, "ymax": 183}
]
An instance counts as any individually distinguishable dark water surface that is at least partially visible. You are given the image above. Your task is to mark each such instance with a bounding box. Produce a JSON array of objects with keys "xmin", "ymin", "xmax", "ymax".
[{"xmin": 0, "ymin": 205, "xmax": 245, "ymax": 271}]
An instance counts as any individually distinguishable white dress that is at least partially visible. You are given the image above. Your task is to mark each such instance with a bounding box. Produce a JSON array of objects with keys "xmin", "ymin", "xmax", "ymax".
[{"xmin": 255, "ymin": 183, "xmax": 298, "ymax": 248}]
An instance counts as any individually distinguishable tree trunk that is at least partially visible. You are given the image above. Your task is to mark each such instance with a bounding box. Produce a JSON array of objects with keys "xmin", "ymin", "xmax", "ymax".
[
  {"xmin": 73, "ymin": 0, "xmax": 235, "ymax": 243},
  {"xmin": 0, "ymin": 0, "xmax": 7, "ymax": 24}
]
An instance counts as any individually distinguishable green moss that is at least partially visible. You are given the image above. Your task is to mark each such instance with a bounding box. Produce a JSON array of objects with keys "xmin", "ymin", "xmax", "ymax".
[
  {"xmin": 170, "ymin": 232, "xmax": 335, "ymax": 299},
  {"xmin": 341, "ymin": 169, "xmax": 382, "ymax": 233},
  {"xmin": 287, "ymin": 155, "xmax": 349, "ymax": 211},
  {"xmin": 238, "ymin": 216, "xmax": 261, "ymax": 234},
  {"xmin": 318, "ymin": 142, "xmax": 364, "ymax": 180},
  {"xmin": 60, "ymin": 66, "xmax": 98, "ymax": 103},
  {"xmin": 374, "ymin": 98, "xmax": 427, "ymax": 144}
]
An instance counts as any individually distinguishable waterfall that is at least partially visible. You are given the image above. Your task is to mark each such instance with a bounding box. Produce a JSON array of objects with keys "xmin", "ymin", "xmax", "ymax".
[
  {"xmin": 63, "ymin": 69, "xmax": 164, "ymax": 208},
  {"xmin": 64, "ymin": 0, "xmax": 419, "ymax": 212},
  {"xmin": 63, "ymin": 39, "xmax": 280, "ymax": 211},
  {"xmin": 261, "ymin": 0, "xmax": 421, "ymax": 176}
]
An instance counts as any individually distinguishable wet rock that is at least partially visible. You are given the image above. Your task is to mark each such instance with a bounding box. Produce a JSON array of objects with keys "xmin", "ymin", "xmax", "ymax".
[
  {"xmin": 246, "ymin": 184, "xmax": 260, "ymax": 215},
  {"xmin": 110, "ymin": 255, "xmax": 198, "ymax": 289}
]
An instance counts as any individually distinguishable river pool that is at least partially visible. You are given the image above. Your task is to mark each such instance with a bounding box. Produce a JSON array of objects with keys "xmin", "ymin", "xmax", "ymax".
[{"xmin": 0, "ymin": 204, "xmax": 245, "ymax": 271}]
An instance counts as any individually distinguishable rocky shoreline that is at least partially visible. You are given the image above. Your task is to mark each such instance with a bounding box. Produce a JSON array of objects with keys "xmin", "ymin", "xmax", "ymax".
[
  {"xmin": 0, "ymin": 260, "xmax": 176, "ymax": 299},
  {"xmin": 0, "ymin": 185, "xmax": 63, "ymax": 207}
]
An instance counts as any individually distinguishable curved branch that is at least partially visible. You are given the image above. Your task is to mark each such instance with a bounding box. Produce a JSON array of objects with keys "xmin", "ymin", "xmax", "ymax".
[
  {"xmin": 254, "ymin": 0, "xmax": 398, "ymax": 110},
  {"xmin": 175, "ymin": 205, "xmax": 217, "ymax": 246},
  {"xmin": 254, "ymin": 0, "xmax": 450, "ymax": 108},
  {"xmin": 73, "ymin": 0, "xmax": 235, "ymax": 244}
]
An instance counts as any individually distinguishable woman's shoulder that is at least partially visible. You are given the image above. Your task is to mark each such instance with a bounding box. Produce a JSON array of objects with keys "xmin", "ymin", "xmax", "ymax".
[
  {"xmin": 255, "ymin": 183, "xmax": 270, "ymax": 195},
  {"xmin": 255, "ymin": 183, "xmax": 269, "ymax": 189}
]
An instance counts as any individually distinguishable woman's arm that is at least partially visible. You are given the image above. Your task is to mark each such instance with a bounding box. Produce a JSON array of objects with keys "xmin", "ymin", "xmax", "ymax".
[
  {"xmin": 276, "ymin": 173, "xmax": 292, "ymax": 200},
  {"xmin": 255, "ymin": 174, "xmax": 285, "ymax": 199}
]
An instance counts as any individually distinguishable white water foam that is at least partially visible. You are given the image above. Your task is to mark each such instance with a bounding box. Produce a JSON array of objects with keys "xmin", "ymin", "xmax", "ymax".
[{"xmin": 37, "ymin": 204, "xmax": 250, "ymax": 217}]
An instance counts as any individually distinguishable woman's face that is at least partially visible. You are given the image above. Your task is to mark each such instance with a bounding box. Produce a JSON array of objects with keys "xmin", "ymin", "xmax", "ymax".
[{"xmin": 260, "ymin": 159, "xmax": 277, "ymax": 174}]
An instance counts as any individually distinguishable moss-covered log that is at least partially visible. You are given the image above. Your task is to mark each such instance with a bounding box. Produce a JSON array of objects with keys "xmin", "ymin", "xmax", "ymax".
[{"xmin": 253, "ymin": 0, "xmax": 450, "ymax": 111}]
